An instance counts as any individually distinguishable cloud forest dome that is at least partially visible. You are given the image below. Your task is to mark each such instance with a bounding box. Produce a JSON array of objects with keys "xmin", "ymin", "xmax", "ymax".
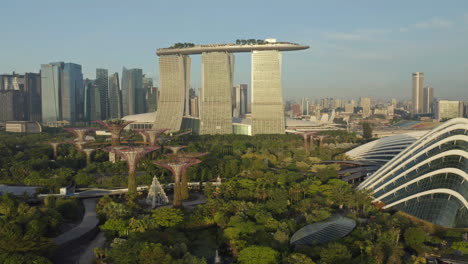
[
  {"xmin": 358, "ymin": 118, "xmax": 468, "ymax": 228},
  {"xmin": 346, "ymin": 131, "xmax": 427, "ymax": 163}
]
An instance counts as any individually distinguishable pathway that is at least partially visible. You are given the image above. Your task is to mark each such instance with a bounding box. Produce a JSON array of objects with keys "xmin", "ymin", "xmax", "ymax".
[{"xmin": 53, "ymin": 198, "xmax": 99, "ymax": 246}]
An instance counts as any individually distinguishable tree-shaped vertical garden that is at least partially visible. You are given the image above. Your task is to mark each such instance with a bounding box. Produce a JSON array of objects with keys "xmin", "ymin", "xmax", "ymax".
[
  {"xmin": 81, "ymin": 148, "xmax": 96, "ymax": 165},
  {"xmin": 63, "ymin": 127, "xmax": 96, "ymax": 142},
  {"xmin": 47, "ymin": 142, "xmax": 62, "ymax": 160},
  {"xmin": 136, "ymin": 129, "xmax": 169, "ymax": 146},
  {"xmin": 103, "ymin": 146, "xmax": 159, "ymax": 198},
  {"xmin": 94, "ymin": 120, "xmax": 133, "ymax": 162},
  {"xmin": 298, "ymin": 132, "xmax": 316, "ymax": 154},
  {"xmin": 64, "ymin": 128, "xmax": 99, "ymax": 165},
  {"xmin": 154, "ymin": 148, "xmax": 207, "ymax": 207}
]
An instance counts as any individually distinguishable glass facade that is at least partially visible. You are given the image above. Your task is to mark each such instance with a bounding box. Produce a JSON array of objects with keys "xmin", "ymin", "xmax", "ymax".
[
  {"xmin": 95, "ymin": 68, "xmax": 109, "ymax": 120},
  {"xmin": 359, "ymin": 118, "xmax": 468, "ymax": 228},
  {"xmin": 108, "ymin": 73, "xmax": 122, "ymax": 119},
  {"xmin": 121, "ymin": 67, "xmax": 143, "ymax": 117},
  {"xmin": 290, "ymin": 215, "xmax": 356, "ymax": 245}
]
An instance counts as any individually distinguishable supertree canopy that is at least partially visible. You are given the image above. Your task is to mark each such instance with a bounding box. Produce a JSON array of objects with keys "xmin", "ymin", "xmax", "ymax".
[
  {"xmin": 103, "ymin": 146, "xmax": 159, "ymax": 197},
  {"xmin": 64, "ymin": 127, "xmax": 96, "ymax": 142},
  {"xmin": 94, "ymin": 120, "xmax": 133, "ymax": 147},
  {"xmin": 164, "ymin": 145, "xmax": 187, "ymax": 154},
  {"xmin": 47, "ymin": 142, "xmax": 63, "ymax": 160},
  {"xmin": 135, "ymin": 129, "xmax": 169, "ymax": 146},
  {"xmin": 165, "ymin": 152, "xmax": 207, "ymax": 200},
  {"xmin": 154, "ymin": 156, "xmax": 201, "ymax": 208}
]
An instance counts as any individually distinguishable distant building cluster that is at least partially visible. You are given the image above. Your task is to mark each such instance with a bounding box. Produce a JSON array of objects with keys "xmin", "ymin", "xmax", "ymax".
[
  {"xmin": 1, "ymin": 63, "xmax": 159, "ymax": 126},
  {"xmin": 285, "ymin": 71, "xmax": 467, "ymax": 127}
]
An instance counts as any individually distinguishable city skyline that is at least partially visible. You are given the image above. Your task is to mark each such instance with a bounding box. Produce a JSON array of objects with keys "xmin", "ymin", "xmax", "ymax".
[{"xmin": 1, "ymin": 0, "xmax": 467, "ymax": 100}]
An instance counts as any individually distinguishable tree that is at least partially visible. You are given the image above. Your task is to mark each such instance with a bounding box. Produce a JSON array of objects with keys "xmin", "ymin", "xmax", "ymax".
[
  {"xmin": 138, "ymin": 243, "xmax": 173, "ymax": 264},
  {"xmin": 451, "ymin": 241, "xmax": 468, "ymax": 254},
  {"xmin": 319, "ymin": 243, "xmax": 352, "ymax": 264},
  {"xmin": 362, "ymin": 122, "xmax": 373, "ymax": 140},
  {"xmin": 152, "ymin": 208, "xmax": 184, "ymax": 227},
  {"xmin": 284, "ymin": 253, "xmax": 316, "ymax": 264},
  {"xmin": 238, "ymin": 246, "xmax": 279, "ymax": 264},
  {"xmin": 404, "ymin": 227, "xmax": 426, "ymax": 246}
]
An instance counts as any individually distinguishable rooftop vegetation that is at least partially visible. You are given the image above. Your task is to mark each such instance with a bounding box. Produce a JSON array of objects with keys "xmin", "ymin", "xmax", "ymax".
[
  {"xmin": 169, "ymin": 42, "xmax": 195, "ymax": 49},
  {"xmin": 236, "ymin": 39, "xmax": 266, "ymax": 45}
]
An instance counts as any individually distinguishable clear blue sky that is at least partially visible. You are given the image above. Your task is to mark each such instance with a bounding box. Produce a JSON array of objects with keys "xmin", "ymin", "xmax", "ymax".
[{"xmin": 1, "ymin": 0, "xmax": 467, "ymax": 100}]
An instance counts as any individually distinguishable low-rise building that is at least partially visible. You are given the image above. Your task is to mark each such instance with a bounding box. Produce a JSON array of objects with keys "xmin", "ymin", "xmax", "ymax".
[{"xmin": 5, "ymin": 121, "xmax": 42, "ymax": 133}]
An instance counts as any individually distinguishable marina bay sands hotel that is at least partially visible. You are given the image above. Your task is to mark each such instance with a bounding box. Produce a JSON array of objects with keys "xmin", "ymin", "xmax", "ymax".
[{"xmin": 153, "ymin": 39, "xmax": 309, "ymax": 135}]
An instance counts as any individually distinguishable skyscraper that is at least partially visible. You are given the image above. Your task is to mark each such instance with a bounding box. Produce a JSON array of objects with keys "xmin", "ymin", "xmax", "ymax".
[
  {"xmin": 121, "ymin": 67, "xmax": 143, "ymax": 116},
  {"xmin": 40, "ymin": 63, "xmax": 61, "ymax": 122},
  {"xmin": 108, "ymin": 73, "xmax": 122, "ymax": 119},
  {"xmin": 62, "ymin": 63, "xmax": 84, "ymax": 122},
  {"xmin": 146, "ymin": 87, "xmax": 158, "ymax": 112},
  {"xmin": 190, "ymin": 96, "xmax": 199, "ymax": 117},
  {"xmin": 41, "ymin": 62, "xmax": 83, "ymax": 123},
  {"xmin": 143, "ymin": 76, "xmax": 156, "ymax": 112},
  {"xmin": 360, "ymin": 97, "xmax": 371, "ymax": 118},
  {"xmin": 199, "ymin": 52, "xmax": 234, "ymax": 134},
  {"xmin": 412, "ymin": 72, "xmax": 424, "ymax": 115},
  {"xmin": 251, "ymin": 50, "xmax": 285, "ymax": 135},
  {"xmin": 95, "ymin": 68, "xmax": 109, "ymax": 120},
  {"xmin": 423, "ymin": 86, "xmax": 434, "ymax": 114},
  {"xmin": 24, "ymin": 73, "xmax": 42, "ymax": 122},
  {"xmin": 153, "ymin": 55, "xmax": 191, "ymax": 132},
  {"xmin": 232, "ymin": 84, "xmax": 247, "ymax": 118},
  {"xmin": 0, "ymin": 72, "xmax": 41, "ymax": 122},
  {"xmin": 84, "ymin": 79, "xmax": 101, "ymax": 121},
  {"xmin": 301, "ymin": 98, "xmax": 309, "ymax": 115},
  {"xmin": 0, "ymin": 90, "xmax": 26, "ymax": 121}
]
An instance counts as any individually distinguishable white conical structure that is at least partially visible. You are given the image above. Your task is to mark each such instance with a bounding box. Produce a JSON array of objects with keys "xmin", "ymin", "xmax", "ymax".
[
  {"xmin": 146, "ymin": 176, "xmax": 169, "ymax": 208},
  {"xmin": 214, "ymin": 250, "xmax": 222, "ymax": 264}
]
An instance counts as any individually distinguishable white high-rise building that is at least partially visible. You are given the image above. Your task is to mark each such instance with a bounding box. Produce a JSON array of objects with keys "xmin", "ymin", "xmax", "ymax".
[
  {"xmin": 199, "ymin": 52, "xmax": 234, "ymax": 135},
  {"xmin": 360, "ymin": 97, "xmax": 371, "ymax": 118},
  {"xmin": 423, "ymin": 86, "xmax": 434, "ymax": 114},
  {"xmin": 412, "ymin": 72, "xmax": 424, "ymax": 114},
  {"xmin": 435, "ymin": 100, "xmax": 463, "ymax": 121},
  {"xmin": 251, "ymin": 50, "xmax": 285, "ymax": 135}
]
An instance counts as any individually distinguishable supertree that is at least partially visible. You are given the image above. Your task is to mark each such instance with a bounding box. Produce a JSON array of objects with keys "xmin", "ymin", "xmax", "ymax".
[
  {"xmin": 47, "ymin": 142, "xmax": 62, "ymax": 160},
  {"xmin": 135, "ymin": 129, "xmax": 168, "ymax": 146},
  {"xmin": 63, "ymin": 127, "xmax": 96, "ymax": 142},
  {"xmin": 103, "ymin": 146, "xmax": 159, "ymax": 198},
  {"xmin": 70, "ymin": 140, "xmax": 88, "ymax": 151},
  {"xmin": 165, "ymin": 152, "xmax": 207, "ymax": 200},
  {"xmin": 297, "ymin": 132, "xmax": 316, "ymax": 154},
  {"xmin": 81, "ymin": 148, "xmax": 96, "ymax": 165},
  {"xmin": 94, "ymin": 120, "xmax": 133, "ymax": 161},
  {"xmin": 154, "ymin": 156, "xmax": 201, "ymax": 208},
  {"xmin": 317, "ymin": 135, "xmax": 328, "ymax": 148},
  {"xmin": 164, "ymin": 145, "xmax": 187, "ymax": 155}
]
